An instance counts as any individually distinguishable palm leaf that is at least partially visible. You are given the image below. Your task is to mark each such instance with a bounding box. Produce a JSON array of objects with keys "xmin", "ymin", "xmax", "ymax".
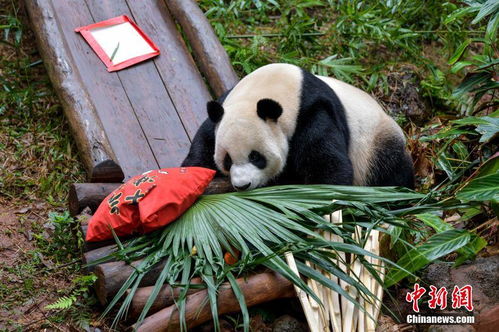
[{"xmin": 96, "ymin": 184, "xmax": 476, "ymax": 330}]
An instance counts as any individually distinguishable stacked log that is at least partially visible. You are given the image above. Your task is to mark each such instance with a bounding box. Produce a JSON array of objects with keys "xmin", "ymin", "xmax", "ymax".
[
  {"xmin": 74, "ymin": 177, "xmax": 296, "ymax": 330},
  {"xmin": 134, "ymin": 272, "xmax": 294, "ymax": 331}
]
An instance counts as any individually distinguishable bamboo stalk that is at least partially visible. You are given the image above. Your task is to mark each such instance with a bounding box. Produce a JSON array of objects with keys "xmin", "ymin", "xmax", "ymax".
[
  {"xmin": 359, "ymin": 231, "xmax": 375, "ymax": 332},
  {"xmin": 343, "ymin": 226, "xmax": 363, "ymax": 332},
  {"xmin": 306, "ymin": 261, "xmax": 328, "ymax": 331},
  {"xmin": 285, "ymin": 252, "xmax": 319, "ymax": 332},
  {"xmin": 324, "ymin": 214, "xmax": 342, "ymax": 332},
  {"xmin": 330, "ymin": 211, "xmax": 349, "ymax": 328},
  {"xmin": 322, "ymin": 207, "xmax": 385, "ymax": 332},
  {"xmin": 370, "ymin": 264, "xmax": 385, "ymax": 332},
  {"xmin": 367, "ymin": 230, "xmax": 383, "ymax": 332},
  {"xmin": 315, "ymin": 231, "xmax": 330, "ymax": 330},
  {"xmin": 357, "ymin": 265, "xmax": 366, "ymax": 332}
]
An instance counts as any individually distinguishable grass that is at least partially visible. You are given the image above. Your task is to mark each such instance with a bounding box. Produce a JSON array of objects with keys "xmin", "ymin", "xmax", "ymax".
[
  {"xmin": 200, "ymin": 0, "xmax": 496, "ymax": 116},
  {"xmin": 0, "ymin": 1, "xmax": 91, "ymax": 330},
  {"xmin": 0, "ymin": 2, "xmax": 85, "ymax": 203},
  {"xmin": 200, "ymin": 0, "xmax": 498, "ymax": 193}
]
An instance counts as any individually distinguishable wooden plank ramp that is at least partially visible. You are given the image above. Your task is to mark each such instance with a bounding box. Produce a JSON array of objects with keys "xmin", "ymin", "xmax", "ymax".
[{"xmin": 25, "ymin": 0, "xmax": 238, "ymax": 182}]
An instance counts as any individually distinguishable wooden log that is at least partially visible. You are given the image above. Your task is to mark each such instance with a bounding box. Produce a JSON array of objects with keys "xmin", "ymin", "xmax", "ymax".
[
  {"xmin": 69, "ymin": 177, "xmax": 232, "ymax": 216},
  {"xmin": 84, "ymin": 0, "xmax": 193, "ymax": 170},
  {"xmin": 80, "ymin": 222, "xmax": 121, "ymax": 252},
  {"xmin": 134, "ymin": 272, "xmax": 295, "ymax": 332},
  {"xmin": 83, "ymin": 244, "xmax": 117, "ymax": 272},
  {"xmin": 125, "ymin": 0, "xmax": 212, "ymax": 139},
  {"xmin": 75, "ymin": 209, "xmax": 115, "ymax": 252},
  {"xmin": 167, "ymin": 0, "xmax": 239, "ymax": 97},
  {"xmin": 129, "ymin": 278, "xmax": 203, "ymax": 319},
  {"xmin": 69, "ymin": 183, "xmax": 121, "ymax": 216},
  {"xmin": 94, "ymin": 259, "xmax": 167, "ymax": 305},
  {"xmin": 24, "ymin": 0, "xmax": 124, "ymax": 183},
  {"xmin": 54, "ymin": 0, "xmax": 164, "ymax": 178}
]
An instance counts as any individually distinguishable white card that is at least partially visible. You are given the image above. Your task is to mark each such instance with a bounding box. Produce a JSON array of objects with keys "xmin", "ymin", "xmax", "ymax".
[{"xmin": 90, "ymin": 22, "xmax": 155, "ymax": 65}]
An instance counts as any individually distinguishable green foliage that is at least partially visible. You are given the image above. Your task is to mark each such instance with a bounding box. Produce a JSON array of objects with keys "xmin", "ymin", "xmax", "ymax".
[
  {"xmin": 412, "ymin": 213, "xmax": 486, "ymax": 267},
  {"xmin": 0, "ymin": 8, "xmax": 22, "ymax": 48},
  {"xmin": 457, "ymin": 173, "xmax": 499, "ymax": 201},
  {"xmin": 312, "ymin": 55, "xmax": 364, "ymax": 83},
  {"xmin": 452, "ymin": 110, "xmax": 499, "ymax": 143},
  {"xmin": 0, "ymin": 5, "xmax": 84, "ymax": 202},
  {"xmin": 34, "ymin": 211, "xmax": 84, "ymax": 262},
  {"xmin": 90, "ymin": 184, "xmax": 487, "ymax": 330},
  {"xmin": 447, "ymin": 0, "xmax": 499, "ymax": 113},
  {"xmin": 1, "ymin": 0, "xmax": 495, "ymax": 329},
  {"xmin": 45, "ymin": 295, "xmax": 77, "ymax": 310},
  {"xmin": 44, "ymin": 274, "xmax": 97, "ymax": 329},
  {"xmin": 386, "ymin": 229, "xmax": 471, "ymax": 287}
]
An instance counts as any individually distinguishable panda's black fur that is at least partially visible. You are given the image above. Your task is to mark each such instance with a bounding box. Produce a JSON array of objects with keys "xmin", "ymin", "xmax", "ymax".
[
  {"xmin": 182, "ymin": 65, "xmax": 414, "ymax": 189},
  {"xmin": 279, "ymin": 69, "xmax": 354, "ymax": 185}
]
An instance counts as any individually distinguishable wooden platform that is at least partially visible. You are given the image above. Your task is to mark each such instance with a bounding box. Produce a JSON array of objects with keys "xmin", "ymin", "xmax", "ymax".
[{"xmin": 25, "ymin": 0, "xmax": 238, "ymax": 182}]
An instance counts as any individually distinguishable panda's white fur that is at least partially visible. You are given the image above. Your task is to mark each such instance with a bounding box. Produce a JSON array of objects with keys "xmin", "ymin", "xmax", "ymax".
[
  {"xmin": 317, "ymin": 76, "xmax": 405, "ymax": 185},
  {"xmin": 214, "ymin": 64, "xmax": 302, "ymax": 189},
  {"xmin": 214, "ymin": 63, "xmax": 404, "ymax": 188},
  {"xmin": 182, "ymin": 63, "xmax": 414, "ymax": 190}
]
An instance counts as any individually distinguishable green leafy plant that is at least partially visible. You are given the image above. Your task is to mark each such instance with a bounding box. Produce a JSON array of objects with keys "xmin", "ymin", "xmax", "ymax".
[
  {"xmin": 446, "ymin": 0, "xmax": 499, "ymax": 113},
  {"xmin": 87, "ymin": 184, "xmax": 485, "ymax": 330},
  {"xmin": 45, "ymin": 295, "xmax": 77, "ymax": 310},
  {"xmin": 0, "ymin": 10, "xmax": 22, "ymax": 47},
  {"xmin": 33, "ymin": 211, "xmax": 84, "ymax": 262},
  {"xmin": 45, "ymin": 274, "xmax": 97, "ymax": 311},
  {"xmin": 312, "ymin": 55, "xmax": 364, "ymax": 83}
]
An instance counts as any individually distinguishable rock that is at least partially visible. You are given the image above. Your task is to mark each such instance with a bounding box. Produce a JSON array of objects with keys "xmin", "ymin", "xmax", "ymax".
[
  {"xmin": 376, "ymin": 314, "xmax": 415, "ymax": 331},
  {"xmin": 251, "ymin": 314, "xmax": 271, "ymax": 332},
  {"xmin": 376, "ymin": 315, "xmax": 416, "ymax": 332},
  {"xmin": 475, "ymin": 304, "xmax": 499, "ymax": 332},
  {"xmin": 195, "ymin": 319, "xmax": 233, "ymax": 332},
  {"xmin": 15, "ymin": 207, "xmax": 31, "ymax": 214},
  {"xmin": 384, "ymin": 255, "xmax": 499, "ymax": 331},
  {"xmin": 272, "ymin": 315, "xmax": 307, "ymax": 332},
  {"xmin": 423, "ymin": 255, "xmax": 499, "ymax": 314}
]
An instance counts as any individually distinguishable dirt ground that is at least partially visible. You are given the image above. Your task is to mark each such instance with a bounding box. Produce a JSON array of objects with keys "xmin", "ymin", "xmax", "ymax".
[
  {"xmin": 0, "ymin": 200, "xmax": 75, "ymax": 330},
  {"xmin": 0, "ymin": 1, "xmax": 99, "ymax": 330}
]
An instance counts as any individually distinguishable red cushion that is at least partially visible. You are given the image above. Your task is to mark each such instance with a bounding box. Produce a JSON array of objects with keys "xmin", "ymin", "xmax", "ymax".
[{"xmin": 86, "ymin": 167, "xmax": 216, "ymax": 242}]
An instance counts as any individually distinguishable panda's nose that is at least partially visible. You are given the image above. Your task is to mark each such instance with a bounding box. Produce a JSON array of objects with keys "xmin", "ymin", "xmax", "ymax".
[{"xmin": 234, "ymin": 182, "xmax": 251, "ymax": 191}]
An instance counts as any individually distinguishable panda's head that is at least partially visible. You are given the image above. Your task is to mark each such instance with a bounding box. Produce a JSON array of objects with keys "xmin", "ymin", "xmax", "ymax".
[{"xmin": 208, "ymin": 98, "xmax": 289, "ymax": 191}]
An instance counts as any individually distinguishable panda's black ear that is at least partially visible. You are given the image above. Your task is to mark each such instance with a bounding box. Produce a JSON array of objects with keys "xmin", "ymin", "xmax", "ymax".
[
  {"xmin": 257, "ymin": 99, "xmax": 282, "ymax": 122},
  {"xmin": 207, "ymin": 101, "xmax": 224, "ymax": 123}
]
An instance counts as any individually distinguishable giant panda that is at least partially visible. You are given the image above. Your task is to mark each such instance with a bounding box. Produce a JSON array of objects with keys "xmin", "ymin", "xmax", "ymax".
[{"xmin": 182, "ymin": 63, "xmax": 414, "ymax": 190}]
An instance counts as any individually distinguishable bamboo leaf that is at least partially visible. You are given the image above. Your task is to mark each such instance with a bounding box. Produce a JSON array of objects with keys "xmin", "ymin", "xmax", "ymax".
[
  {"xmin": 456, "ymin": 173, "xmax": 499, "ymax": 202},
  {"xmin": 471, "ymin": 0, "xmax": 499, "ymax": 24},
  {"xmin": 386, "ymin": 229, "xmax": 471, "ymax": 287},
  {"xmin": 416, "ymin": 213, "xmax": 453, "ymax": 233},
  {"xmin": 110, "ymin": 42, "xmax": 120, "ymax": 62},
  {"xmin": 454, "ymin": 235, "xmax": 487, "ymax": 267},
  {"xmin": 448, "ymin": 39, "xmax": 471, "ymax": 65},
  {"xmin": 135, "ymin": 258, "xmax": 174, "ymax": 329}
]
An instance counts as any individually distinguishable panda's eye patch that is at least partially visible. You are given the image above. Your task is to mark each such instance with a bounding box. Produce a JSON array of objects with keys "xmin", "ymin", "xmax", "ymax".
[
  {"xmin": 249, "ymin": 150, "xmax": 267, "ymax": 169},
  {"xmin": 223, "ymin": 153, "xmax": 233, "ymax": 171}
]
